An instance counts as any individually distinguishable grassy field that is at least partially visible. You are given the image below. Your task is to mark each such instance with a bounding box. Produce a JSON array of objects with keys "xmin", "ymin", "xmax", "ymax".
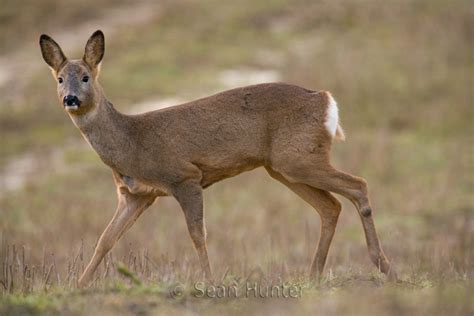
[{"xmin": 1, "ymin": 0, "xmax": 473, "ymax": 315}]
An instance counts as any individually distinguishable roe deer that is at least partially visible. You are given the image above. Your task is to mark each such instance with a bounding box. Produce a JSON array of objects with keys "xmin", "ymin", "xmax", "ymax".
[{"xmin": 39, "ymin": 30, "xmax": 396, "ymax": 287}]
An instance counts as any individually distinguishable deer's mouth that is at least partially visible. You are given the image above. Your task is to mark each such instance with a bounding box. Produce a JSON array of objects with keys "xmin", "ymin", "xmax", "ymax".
[
  {"xmin": 64, "ymin": 100, "xmax": 82, "ymax": 111},
  {"xmin": 64, "ymin": 104, "xmax": 80, "ymax": 111}
]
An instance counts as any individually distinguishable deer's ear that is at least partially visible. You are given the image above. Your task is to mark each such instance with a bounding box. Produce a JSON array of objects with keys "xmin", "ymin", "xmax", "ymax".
[
  {"xmin": 39, "ymin": 34, "xmax": 67, "ymax": 72},
  {"xmin": 83, "ymin": 30, "xmax": 105, "ymax": 69}
]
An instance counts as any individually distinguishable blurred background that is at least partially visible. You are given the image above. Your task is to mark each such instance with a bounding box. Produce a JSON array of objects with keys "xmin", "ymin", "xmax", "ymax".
[{"xmin": 0, "ymin": 0, "xmax": 472, "ymax": 314}]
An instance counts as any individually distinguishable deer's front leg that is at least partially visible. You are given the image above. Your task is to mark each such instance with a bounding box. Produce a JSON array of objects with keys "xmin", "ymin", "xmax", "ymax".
[
  {"xmin": 173, "ymin": 180, "xmax": 212, "ymax": 280},
  {"xmin": 78, "ymin": 188, "xmax": 156, "ymax": 288}
]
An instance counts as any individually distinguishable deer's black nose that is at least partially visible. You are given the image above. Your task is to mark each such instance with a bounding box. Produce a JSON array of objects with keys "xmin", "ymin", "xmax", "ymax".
[{"xmin": 63, "ymin": 95, "xmax": 80, "ymax": 106}]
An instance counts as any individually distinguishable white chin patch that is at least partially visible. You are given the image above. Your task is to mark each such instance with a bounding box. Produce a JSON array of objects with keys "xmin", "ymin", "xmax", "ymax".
[
  {"xmin": 324, "ymin": 92, "xmax": 339, "ymax": 138},
  {"xmin": 65, "ymin": 105, "xmax": 79, "ymax": 111}
]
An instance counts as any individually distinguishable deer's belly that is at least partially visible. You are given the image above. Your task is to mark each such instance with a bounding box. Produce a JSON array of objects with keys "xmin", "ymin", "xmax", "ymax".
[{"xmin": 198, "ymin": 159, "xmax": 262, "ymax": 188}]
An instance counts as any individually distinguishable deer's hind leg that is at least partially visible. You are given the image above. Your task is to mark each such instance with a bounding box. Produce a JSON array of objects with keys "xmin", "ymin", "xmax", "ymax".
[
  {"xmin": 266, "ymin": 167, "xmax": 341, "ymax": 280},
  {"xmin": 270, "ymin": 147, "xmax": 395, "ymax": 278}
]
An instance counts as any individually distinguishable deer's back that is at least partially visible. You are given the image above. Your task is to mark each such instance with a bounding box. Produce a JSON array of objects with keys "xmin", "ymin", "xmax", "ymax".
[{"xmin": 130, "ymin": 83, "xmax": 331, "ymax": 188}]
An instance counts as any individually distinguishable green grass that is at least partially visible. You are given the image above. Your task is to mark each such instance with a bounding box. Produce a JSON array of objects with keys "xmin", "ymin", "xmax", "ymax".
[{"xmin": 1, "ymin": 275, "xmax": 472, "ymax": 315}]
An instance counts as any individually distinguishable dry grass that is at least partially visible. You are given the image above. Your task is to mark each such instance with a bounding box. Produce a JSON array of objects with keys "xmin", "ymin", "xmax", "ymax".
[{"xmin": 0, "ymin": 0, "xmax": 473, "ymax": 315}]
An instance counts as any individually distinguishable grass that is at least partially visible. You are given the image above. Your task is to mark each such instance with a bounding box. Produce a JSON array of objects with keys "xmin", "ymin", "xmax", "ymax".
[
  {"xmin": 1, "ymin": 273, "xmax": 472, "ymax": 315},
  {"xmin": 1, "ymin": 0, "xmax": 473, "ymax": 314}
]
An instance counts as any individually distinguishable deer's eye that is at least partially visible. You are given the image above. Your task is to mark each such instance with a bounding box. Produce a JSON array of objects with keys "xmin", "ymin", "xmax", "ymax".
[
  {"xmin": 82, "ymin": 76, "xmax": 89, "ymax": 83},
  {"xmin": 58, "ymin": 77, "xmax": 63, "ymax": 84}
]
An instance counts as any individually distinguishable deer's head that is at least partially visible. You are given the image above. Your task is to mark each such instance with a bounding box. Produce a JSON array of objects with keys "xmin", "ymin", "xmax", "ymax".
[{"xmin": 39, "ymin": 30, "xmax": 105, "ymax": 115}]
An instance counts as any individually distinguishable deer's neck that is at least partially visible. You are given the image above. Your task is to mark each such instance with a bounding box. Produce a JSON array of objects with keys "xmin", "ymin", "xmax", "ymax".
[{"xmin": 71, "ymin": 95, "xmax": 134, "ymax": 171}]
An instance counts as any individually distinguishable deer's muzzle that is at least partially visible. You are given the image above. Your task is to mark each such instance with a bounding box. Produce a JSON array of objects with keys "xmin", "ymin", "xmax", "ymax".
[{"xmin": 63, "ymin": 95, "xmax": 81, "ymax": 110}]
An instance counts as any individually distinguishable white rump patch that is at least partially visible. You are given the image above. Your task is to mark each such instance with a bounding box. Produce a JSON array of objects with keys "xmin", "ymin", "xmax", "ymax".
[{"xmin": 324, "ymin": 92, "xmax": 339, "ymax": 137}]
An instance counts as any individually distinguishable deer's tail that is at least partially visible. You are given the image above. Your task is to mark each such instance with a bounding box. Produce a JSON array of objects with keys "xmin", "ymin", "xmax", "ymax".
[{"xmin": 324, "ymin": 91, "xmax": 346, "ymax": 141}]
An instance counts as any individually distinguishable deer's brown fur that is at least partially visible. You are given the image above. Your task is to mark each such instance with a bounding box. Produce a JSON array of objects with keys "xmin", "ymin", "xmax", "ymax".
[{"xmin": 39, "ymin": 30, "xmax": 395, "ymax": 288}]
